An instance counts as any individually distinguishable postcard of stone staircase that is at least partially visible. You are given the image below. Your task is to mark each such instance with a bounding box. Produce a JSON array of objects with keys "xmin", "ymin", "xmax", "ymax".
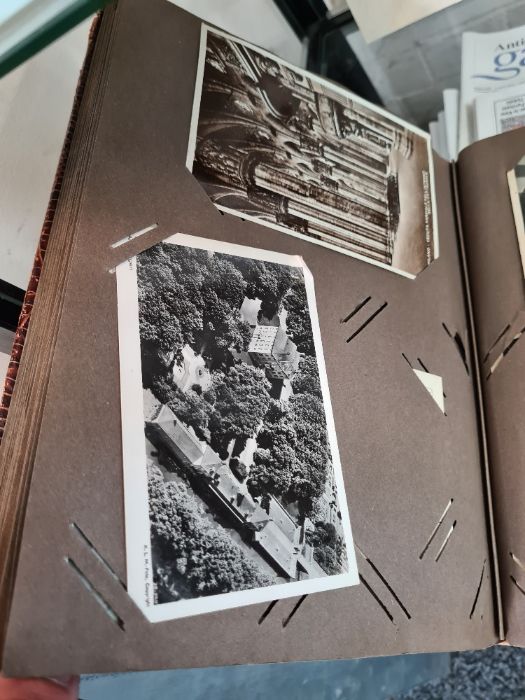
[
  {"xmin": 186, "ymin": 26, "xmax": 438, "ymax": 279},
  {"xmin": 116, "ymin": 233, "xmax": 358, "ymax": 622}
]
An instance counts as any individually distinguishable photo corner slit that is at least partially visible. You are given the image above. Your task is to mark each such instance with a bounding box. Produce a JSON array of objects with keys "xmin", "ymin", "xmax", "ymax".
[{"xmin": 116, "ymin": 234, "xmax": 358, "ymax": 622}]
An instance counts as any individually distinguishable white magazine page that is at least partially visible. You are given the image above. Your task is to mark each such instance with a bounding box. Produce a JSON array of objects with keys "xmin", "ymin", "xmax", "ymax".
[
  {"xmin": 443, "ymin": 88, "xmax": 459, "ymax": 160},
  {"xmin": 459, "ymin": 25, "xmax": 525, "ymax": 152},
  {"xmin": 429, "ymin": 120, "xmax": 441, "ymax": 156},
  {"xmin": 437, "ymin": 110, "xmax": 449, "ymax": 161},
  {"xmin": 475, "ymin": 82, "xmax": 525, "ymax": 141}
]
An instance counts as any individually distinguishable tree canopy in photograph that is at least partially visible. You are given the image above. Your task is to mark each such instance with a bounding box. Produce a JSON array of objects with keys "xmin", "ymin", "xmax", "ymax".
[
  {"xmin": 151, "ymin": 364, "xmax": 272, "ymax": 454},
  {"xmin": 149, "ymin": 466, "xmax": 272, "ymax": 600},
  {"xmin": 306, "ymin": 521, "xmax": 345, "ymax": 576},
  {"xmin": 292, "ymin": 356, "xmax": 322, "ymax": 398},
  {"xmin": 232, "ymin": 256, "xmax": 294, "ymax": 319},
  {"xmin": 138, "ymin": 241, "xmax": 344, "ymax": 580},
  {"xmin": 137, "ymin": 244, "xmax": 314, "ymax": 377},
  {"xmin": 139, "ymin": 243, "xmax": 332, "ymax": 504},
  {"xmin": 248, "ymin": 378, "xmax": 331, "ymax": 516},
  {"xmin": 283, "ymin": 275, "xmax": 315, "ymax": 356},
  {"xmin": 208, "ymin": 364, "xmax": 271, "ymax": 454},
  {"xmin": 151, "ymin": 374, "xmax": 213, "ymax": 442},
  {"xmin": 137, "ymin": 243, "xmax": 252, "ymax": 373}
]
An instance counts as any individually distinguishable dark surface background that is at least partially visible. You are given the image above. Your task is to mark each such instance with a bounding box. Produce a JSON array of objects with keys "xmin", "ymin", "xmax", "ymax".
[
  {"xmin": 272, "ymin": 0, "xmax": 382, "ymax": 107},
  {"xmin": 0, "ymin": 280, "xmax": 23, "ymax": 333}
]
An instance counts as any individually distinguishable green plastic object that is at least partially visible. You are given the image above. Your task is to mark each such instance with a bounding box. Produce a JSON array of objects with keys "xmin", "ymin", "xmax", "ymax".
[{"xmin": 0, "ymin": 0, "xmax": 110, "ymax": 79}]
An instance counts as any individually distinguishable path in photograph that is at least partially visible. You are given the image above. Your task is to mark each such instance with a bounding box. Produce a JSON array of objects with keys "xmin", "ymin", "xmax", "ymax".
[
  {"xmin": 188, "ymin": 28, "xmax": 435, "ymax": 276},
  {"xmin": 137, "ymin": 240, "xmax": 349, "ymax": 605}
]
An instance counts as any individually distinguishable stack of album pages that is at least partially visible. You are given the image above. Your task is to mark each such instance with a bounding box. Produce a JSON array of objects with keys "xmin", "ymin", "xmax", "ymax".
[
  {"xmin": 430, "ymin": 23, "xmax": 525, "ymax": 160},
  {"xmin": 2, "ymin": 0, "xmax": 525, "ymax": 678}
]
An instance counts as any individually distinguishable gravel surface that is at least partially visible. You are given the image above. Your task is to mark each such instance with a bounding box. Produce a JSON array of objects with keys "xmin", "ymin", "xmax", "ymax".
[{"xmin": 395, "ymin": 647, "xmax": 525, "ymax": 700}]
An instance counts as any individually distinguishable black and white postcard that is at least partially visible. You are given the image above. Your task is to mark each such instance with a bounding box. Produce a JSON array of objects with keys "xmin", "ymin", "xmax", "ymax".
[
  {"xmin": 116, "ymin": 233, "xmax": 358, "ymax": 621},
  {"xmin": 187, "ymin": 26, "xmax": 438, "ymax": 279}
]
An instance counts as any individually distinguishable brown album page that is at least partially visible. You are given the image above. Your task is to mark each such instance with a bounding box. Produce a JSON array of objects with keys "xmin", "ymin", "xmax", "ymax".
[
  {"xmin": 458, "ymin": 128, "xmax": 525, "ymax": 646},
  {"xmin": 1, "ymin": 0, "xmax": 497, "ymax": 676}
]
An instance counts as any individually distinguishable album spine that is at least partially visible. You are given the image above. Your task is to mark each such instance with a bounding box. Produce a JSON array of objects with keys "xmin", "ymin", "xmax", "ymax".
[
  {"xmin": 449, "ymin": 160, "xmax": 504, "ymax": 641},
  {"xmin": 0, "ymin": 8, "xmax": 108, "ymax": 660},
  {"xmin": 0, "ymin": 14, "xmax": 103, "ymax": 441}
]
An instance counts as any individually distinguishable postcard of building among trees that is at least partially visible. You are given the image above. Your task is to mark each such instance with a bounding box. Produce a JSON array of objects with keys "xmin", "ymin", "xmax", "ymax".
[
  {"xmin": 116, "ymin": 233, "xmax": 357, "ymax": 621},
  {"xmin": 187, "ymin": 26, "xmax": 438, "ymax": 279}
]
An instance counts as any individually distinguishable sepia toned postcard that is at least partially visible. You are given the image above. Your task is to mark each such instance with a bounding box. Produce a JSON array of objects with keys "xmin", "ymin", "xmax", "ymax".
[
  {"xmin": 116, "ymin": 233, "xmax": 358, "ymax": 622},
  {"xmin": 186, "ymin": 26, "xmax": 438, "ymax": 279}
]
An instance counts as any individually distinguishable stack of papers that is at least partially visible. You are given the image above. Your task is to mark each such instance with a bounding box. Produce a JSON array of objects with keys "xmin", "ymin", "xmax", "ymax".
[{"xmin": 429, "ymin": 24, "xmax": 525, "ymax": 159}]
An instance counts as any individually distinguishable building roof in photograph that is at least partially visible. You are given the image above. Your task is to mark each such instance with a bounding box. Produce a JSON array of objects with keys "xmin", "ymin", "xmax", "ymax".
[
  {"xmin": 200, "ymin": 444, "xmax": 223, "ymax": 470},
  {"xmin": 151, "ymin": 404, "xmax": 222, "ymax": 471},
  {"xmin": 248, "ymin": 323, "xmax": 301, "ymax": 377},
  {"xmin": 248, "ymin": 324, "xmax": 279, "ymax": 354},
  {"xmin": 149, "ymin": 403, "xmax": 313, "ymax": 580},
  {"xmin": 271, "ymin": 327, "xmax": 300, "ymax": 375},
  {"xmin": 152, "ymin": 404, "xmax": 205, "ymax": 466},
  {"xmin": 297, "ymin": 550, "xmax": 327, "ymax": 579},
  {"xmin": 266, "ymin": 495, "xmax": 298, "ymax": 542},
  {"xmin": 254, "ymin": 520, "xmax": 298, "ymax": 577}
]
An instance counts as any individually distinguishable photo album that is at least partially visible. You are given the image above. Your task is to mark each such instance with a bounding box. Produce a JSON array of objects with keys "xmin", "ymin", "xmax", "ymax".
[{"xmin": 0, "ymin": 0, "xmax": 524, "ymax": 677}]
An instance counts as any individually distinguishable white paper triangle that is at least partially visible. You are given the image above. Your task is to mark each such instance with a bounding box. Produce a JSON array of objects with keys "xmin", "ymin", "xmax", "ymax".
[{"xmin": 413, "ymin": 369, "xmax": 445, "ymax": 414}]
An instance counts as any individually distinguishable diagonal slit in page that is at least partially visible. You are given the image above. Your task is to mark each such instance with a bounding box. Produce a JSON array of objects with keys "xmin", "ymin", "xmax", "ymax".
[
  {"xmin": 71, "ymin": 522, "xmax": 126, "ymax": 589},
  {"xmin": 346, "ymin": 302, "xmax": 388, "ymax": 343},
  {"xmin": 419, "ymin": 498, "xmax": 453, "ymax": 559},
  {"xmin": 110, "ymin": 223, "xmax": 158, "ymax": 249},
  {"xmin": 359, "ymin": 574, "xmax": 394, "ymax": 624},
  {"xmin": 66, "ymin": 557, "xmax": 124, "ymax": 630},
  {"xmin": 435, "ymin": 520, "xmax": 457, "ymax": 562},
  {"xmin": 469, "ymin": 560, "xmax": 486, "ymax": 619},
  {"xmin": 356, "ymin": 545, "xmax": 411, "ymax": 619}
]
